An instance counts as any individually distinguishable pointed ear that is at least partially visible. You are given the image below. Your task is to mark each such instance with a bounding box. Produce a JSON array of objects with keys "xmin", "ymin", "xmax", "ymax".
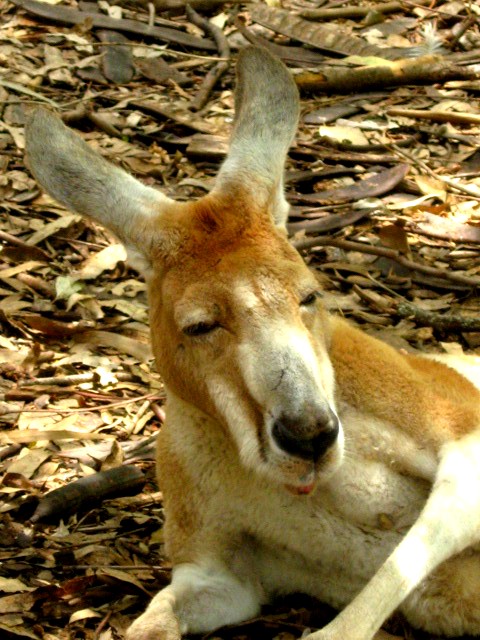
[
  {"xmin": 213, "ymin": 46, "xmax": 299, "ymax": 228},
  {"xmin": 25, "ymin": 109, "xmax": 177, "ymax": 275}
]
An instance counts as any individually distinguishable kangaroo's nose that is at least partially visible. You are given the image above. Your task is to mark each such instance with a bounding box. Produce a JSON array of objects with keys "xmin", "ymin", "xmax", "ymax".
[{"xmin": 272, "ymin": 410, "xmax": 339, "ymax": 461}]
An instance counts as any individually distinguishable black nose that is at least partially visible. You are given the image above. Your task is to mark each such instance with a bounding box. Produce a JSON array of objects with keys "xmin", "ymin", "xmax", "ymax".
[{"xmin": 272, "ymin": 411, "xmax": 339, "ymax": 461}]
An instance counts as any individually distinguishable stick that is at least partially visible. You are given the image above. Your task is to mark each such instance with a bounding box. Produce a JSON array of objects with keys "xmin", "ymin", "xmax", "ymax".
[
  {"xmin": 19, "ymin": 372, "xmax": 136, "ymax": 386},
  {"xmin": 394, "ymin": 301, "xmax": 480, "ymax": 332},
  {"xmin": 186, "ymin": 5, "xmax": 230, "ymax": 111},
  {"xmin": 129, "ymin": 0, "xmax": 244, "ymax": 13},
  {"xmin": 390, "ymin": 144, "xmax": 480, "ymax": 199},
  {"xmin": 387, "ymin": 107, "xmax": 480, "ymax": 126},
  {"xmin": 292, "ymin": 236, "xmax": 480, "ymax": 288}
]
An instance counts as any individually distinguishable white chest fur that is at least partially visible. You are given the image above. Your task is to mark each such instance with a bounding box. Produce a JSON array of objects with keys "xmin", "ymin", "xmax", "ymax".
[{"xmin": 165, "ymin": 396, "xmax": 432, "ymax": 610}]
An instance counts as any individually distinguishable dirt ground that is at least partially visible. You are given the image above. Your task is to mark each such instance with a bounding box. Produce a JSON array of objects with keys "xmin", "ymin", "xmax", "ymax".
[{"xmin": 0, "ymin": 0, "xmax": 479, "ymax": 638}]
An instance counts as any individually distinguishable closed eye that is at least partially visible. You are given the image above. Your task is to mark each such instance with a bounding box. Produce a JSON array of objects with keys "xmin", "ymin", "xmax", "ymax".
[
  {"xmin": 300, "ymin": 291, "xmax": 318, "ymax": 306},
  {"xmin": 183, "ymin": 321, "xmax": 220, "ymax": 337}
]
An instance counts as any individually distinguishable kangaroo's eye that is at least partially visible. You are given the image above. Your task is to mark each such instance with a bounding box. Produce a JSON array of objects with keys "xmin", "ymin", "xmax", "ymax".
[
  {"xmin": 183, "ymin": 322, "xmax": 219, "ymax": 337},
  {"xmin": 300, "ymin": 292, "xmax": 318, "ymax": 306}
]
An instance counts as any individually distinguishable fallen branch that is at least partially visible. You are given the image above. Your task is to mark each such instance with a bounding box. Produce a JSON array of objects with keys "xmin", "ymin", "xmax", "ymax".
[
  {"xmin": 300, "ymin": 1, "xmax": 408, "ymax": 20},
  {"xmin": 295, "ymin": 55, "xmax": 479, "ymax": 94},
  {"xmin": 186, "ymin": 4, "xmax": 230, "ymax": 111},
  {"xmin": 394, "ymin": 301, "xmax": 480, "ymax": 332},
  {"xmin": 9, "ymin": 0, "xmax": 216, "ymax": 51},
  {"xmin": 30, "ymin": 465, "xmax": 146, "ymax": 523},
  {"xmin": 354, "ymin": 286, "xmax": 480, "ymax": 332},
  {"xmin": 292, "ymin": 236, "xmax": 480, "ymax": 288}
]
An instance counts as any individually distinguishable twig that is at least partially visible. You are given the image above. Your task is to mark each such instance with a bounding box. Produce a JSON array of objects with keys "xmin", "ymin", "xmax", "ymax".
[
  {"xmin": 128, "ymin": 399, "xmax": 152, "ymax": 436},
  {"xmin": 449, "ymin": 15, "xmax": 476, "ymax": 50},
  {"xmin": 130, "ymin": 100, "xmax": 217, "ymax": 134},
  {"xmin": 123, "ymin": 0, "xmax": 244, "ymax": 13},
  {"xmin": 16, "ymin": 273, "xmax": 56, "ymax": 298},
  {"xmin": 0, "ymin": 79, "xmax": 59, "ymax": 107},
  {"xmin": 186, "ymin": 5, "xmax": 230, "ymax": 111},
  {"xmin": 82, "ymin": 40, "xmax": 224, "ymax": 61},
  {"xmin": 106, "ymin": 489, "xmax": 163, "ymax": 506},
  {"xmin": 19, "ymin": 371, "xmax": 136, "ymax": 386},
  {"xmin": 300, "ymin": 1, "xmax": 408, "ymax": 20},
  {"xmin": 390, "ymin": 144, "xmax": 480, "ymax": 199},
  {"xmin": 59, "ymin": 563, "xmax": 168, "ymax": 570},
  {"xmin": 151, "ymin": 401, "xmax": 166, "ymax": 422},
  {"xmin": 13, "ymin": 393, "xmax": 163, "ymax": 414},
  {"xmin": 87, "ymin": 111, "xmax": 123, "ymax": 138},
  {"xmin": 292, "ymin": 236, "xmax": 480, "ymax": 288},
  {"xmin": 387, "ymin": 107, "xmax": 480, "ymax": 127}
]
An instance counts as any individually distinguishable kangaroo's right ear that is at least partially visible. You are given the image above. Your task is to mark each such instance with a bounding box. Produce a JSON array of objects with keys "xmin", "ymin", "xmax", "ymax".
[
  {"xmin": 213, "ymin": 46, "xmax": 300, "ymax": 229},
  {"xmin": 25, "ymin": 109, "xmax": 177, "ymax": 276}
]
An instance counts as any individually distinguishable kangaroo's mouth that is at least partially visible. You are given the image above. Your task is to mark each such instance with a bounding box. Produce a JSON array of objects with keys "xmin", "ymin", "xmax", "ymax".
[{"xmin": 284, "ymin": 480, "xmax": 316, "ymax": 495}]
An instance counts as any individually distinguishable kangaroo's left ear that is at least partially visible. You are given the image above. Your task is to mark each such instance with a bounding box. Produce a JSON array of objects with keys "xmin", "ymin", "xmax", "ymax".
[{"xmin": 212, "ymin": 46, "xmax": 300, "ymax": 229}]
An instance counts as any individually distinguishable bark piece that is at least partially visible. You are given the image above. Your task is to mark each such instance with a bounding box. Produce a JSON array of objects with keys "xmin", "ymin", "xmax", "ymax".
[
  {"xmin": 234, "ymin": 17, "xmax": 326, "ymax": 67},
  {"xmin": 288, "ymin": 208, "xmax": 371, "ymax": 235},
  {"xmin": 186, "ymin": 133, "xmax": 228, "ymax": 160},
  {"xmin": 130, "ymin": 101, "xmax": 217, "ymax": 134},
  {"xmin": 299, "ymin": 164, "xmax": 410, "ymax": 205},
  {"xmin": 136, "ymin": 57, "xmax": 191, "ymax": 85},
  {"xmin": 412, "ymin": 213, "xmax": 480, "ymax": 244},
  {"xmin": 98, "ymin": 30, "xmax": 135, "ymax": 85},
  {"xmin": 250, "ymin": 5, "xmax": 397, "ymax": 59},
  {"xmin": 10, "ymin": 0, "xmax": 215, "ymax": 50}
]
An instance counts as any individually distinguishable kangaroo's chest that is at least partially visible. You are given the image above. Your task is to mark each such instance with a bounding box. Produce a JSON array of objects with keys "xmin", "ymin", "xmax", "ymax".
[{"xmin": 242, "ymin": 450, "xmax": 430, "ymax": 606}]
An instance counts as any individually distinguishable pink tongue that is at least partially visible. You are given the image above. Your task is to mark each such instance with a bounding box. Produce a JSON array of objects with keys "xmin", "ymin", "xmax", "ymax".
[{"xmin": 286, "ymin": 482, "xmax": 315, "ymax": 495}]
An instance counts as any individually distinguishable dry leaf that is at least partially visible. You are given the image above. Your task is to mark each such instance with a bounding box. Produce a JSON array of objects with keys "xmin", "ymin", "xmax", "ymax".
[{"xmin": 75, "ymin": 244, "xmax": 127, "ymax": 280}]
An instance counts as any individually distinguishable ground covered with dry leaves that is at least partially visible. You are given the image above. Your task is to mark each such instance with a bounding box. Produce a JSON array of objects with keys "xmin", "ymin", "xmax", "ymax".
[{"xmin": 1, "ymin": 0, "xmax": 480, "ymax": 638}]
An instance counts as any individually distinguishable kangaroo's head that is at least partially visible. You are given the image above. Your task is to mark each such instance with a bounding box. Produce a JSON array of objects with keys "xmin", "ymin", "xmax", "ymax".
[{"xmin": 25, "ymin": 47, "xmax": 343, "ymax": 495}]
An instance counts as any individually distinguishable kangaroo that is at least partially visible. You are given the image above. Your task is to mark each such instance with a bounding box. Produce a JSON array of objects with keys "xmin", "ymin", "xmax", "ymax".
[{"xmin": 25, "ymin": 46, "xmax": 480, "ymax": 640}]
